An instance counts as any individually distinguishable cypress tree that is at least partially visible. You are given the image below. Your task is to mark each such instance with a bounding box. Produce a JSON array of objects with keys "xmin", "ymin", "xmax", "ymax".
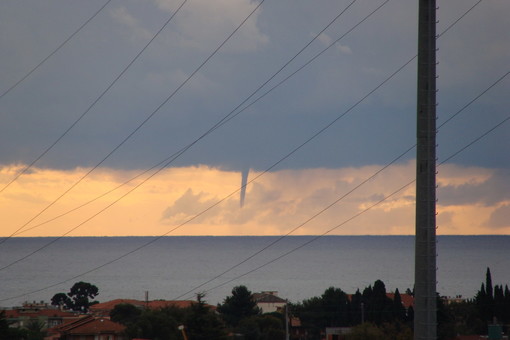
[
  {"xmin": 392, "ymin": 288, "xmax": 407, "ymax": 322},
  {"xmin": 486, "ymin": 268, "xmax": 493, "ymax": 300}
]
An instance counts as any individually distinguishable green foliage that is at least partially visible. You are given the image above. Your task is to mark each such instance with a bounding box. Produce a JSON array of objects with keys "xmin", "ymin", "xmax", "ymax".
[
  {"xmin": 291, "ymin": 281, "xmax": 412, "ymax": 340},
  {"xmin": 217, "ymin": 285, "xmax": 261, "ymax": 327},
  {"xmin": 474, "ymin": 267, "xmax": 510, "ymax": 330},
  {"xmin": 110, "ymin": 303, "xmax": 143, "ymax": 325},
  {"xmin": 125, "ymin": 307, "xmax": 181, "ymax": 340},
  {"xmin": 321, "ymin": 287, "xmax": 350, "ymax": 327},
  {"xmin": 235, "ymin": 314, "xmax": 285, "ymax": 340},
  {"xmin": 50, "ymin": 292, "xmax": 73, "ymax": 309},
  {"xmin": 50, "ymin": 281, "xmax": 99, "ymax": 312},
  {"xmin": 444, "ymin": 300, "xmax": 485, "ymax": 336},
  {"xmin": 112, "ymin": 294, "xmax": 227, "ymax": 340},
  {"xmin": 365, "ymin": 280, "xmax": 394, "ymax": 325},
  {"xmin": 345, "ymin": 322, "xmax": 383, "ymax": 340},
  {"xmin": 345, "ymin": 322, "xmax": 412, "ymax": 340},
  {"xmin": 185, "ymin": 293, "xmax": 228, "ymax": 340},
  {"xmin": 0, "ymin": 310, "xmax": 25, "ymax": 340}
]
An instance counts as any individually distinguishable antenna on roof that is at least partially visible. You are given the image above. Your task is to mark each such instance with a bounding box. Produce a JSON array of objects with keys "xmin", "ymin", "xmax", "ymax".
[{"xmin": 145, "ymin": 291, "xmax": 149, "ymax": 310}]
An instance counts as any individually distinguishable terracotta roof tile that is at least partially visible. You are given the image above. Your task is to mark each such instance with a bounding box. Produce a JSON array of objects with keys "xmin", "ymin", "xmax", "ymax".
[
  {"xmin": 89, "ymin": 299, "xmax": 204, "ymax": 315},
  {"xmin": 65, "ymin": 318, "xmax": 125, "ymax": 334}
]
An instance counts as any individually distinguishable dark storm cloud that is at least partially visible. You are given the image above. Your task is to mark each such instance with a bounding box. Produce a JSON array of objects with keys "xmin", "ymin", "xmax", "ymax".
[{"xmin": 0, "ymin": 0, "xmax": 508, "ymax": 172}]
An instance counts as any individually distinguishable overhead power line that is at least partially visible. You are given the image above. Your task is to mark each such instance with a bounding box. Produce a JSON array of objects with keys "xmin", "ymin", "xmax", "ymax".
[
  {"xmin": 0, "ymin": 0, "xmax": 489, "ymax": 300},
  {"xmin": 5, "ymin": 0, "xmax": 384, "ymax": 239},
  {"xmin": 0, "ymin": 0, "xmax": 113, "ymax": 101},
  {"xmin": 2, "ymin": 111, "xmax": 507, "ymax": 303},
  {"xmin": 11, "ymin": 0, "xmax": 362, "ymax": 236},
  {"xmin": 0, "ymin": 0, "xmax": 262, "ymax": 242},
  {"xmin": 198, "ymin": 114, "xmax": 510, "ymax": 298},
  {"xmin": 0, "ymin": 0, "xmax": 396, "ymax": 270},
  {"xmin": 0, "ymin": 0, "xmax": 487, "ymax": 277},
  {"xmin": 0, "ymin": 0, "xmax": 188, "ymax": 195}
]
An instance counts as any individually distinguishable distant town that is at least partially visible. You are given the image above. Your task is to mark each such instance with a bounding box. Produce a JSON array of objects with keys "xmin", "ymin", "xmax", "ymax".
[{"xmin": 1, "ymin": 268, "xmax": 509, "ymax": 340}]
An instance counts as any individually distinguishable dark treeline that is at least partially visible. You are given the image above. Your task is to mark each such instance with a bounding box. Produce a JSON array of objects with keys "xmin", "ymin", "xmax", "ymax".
[
  {"xmin": 475, "ymin": 267, "xmax": 510, "ymax": 325},
  {"xmin": 435, "ymin": 267, "xmax": 510, "ymax": 339},
  {"xmin": 3, "ymin": 268, "xmax": 510, "ymax": 340},
  {"xmin": 290, "ymin": 279, "xmax": 413, "ymax": 340}
]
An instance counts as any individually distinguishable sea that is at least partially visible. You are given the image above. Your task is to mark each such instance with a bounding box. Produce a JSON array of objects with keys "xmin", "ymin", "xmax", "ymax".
[{"xmin": 0, "ymin": 236, "xmax": 508, "ymax": 308}]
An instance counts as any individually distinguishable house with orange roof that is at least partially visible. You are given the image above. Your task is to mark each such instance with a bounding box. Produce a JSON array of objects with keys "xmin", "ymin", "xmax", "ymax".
[
  {"xmin": 386, "ymin": 292, "xmax": 414, "ymax": 309},
  {"xmin": 45, "ymin": 315, "xmax": 127, "ymax": 340},
  {"xmin": 89, "ymin": 299, "xmax": 202, "ymax": 316},
  {"xmin": 3, "ymin": 301, "xmax": 79, "ymax": 330}
]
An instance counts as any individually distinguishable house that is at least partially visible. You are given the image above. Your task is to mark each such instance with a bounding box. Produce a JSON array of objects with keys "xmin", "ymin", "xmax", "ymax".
[
  {"xmin": 252, "ymin": 291, "xmax": 287, "ymax": 314},
  {"xmin": 3, "ymin": 301, "xmax": 79, "ymax": 330},
  {"xmin": 89, "ymin": 299, "xmax": 202, "ymax": 316},
  {"xmin": 386, "ymin": 292, "xmax": 414, "ymax": 309},
  {"xmin": 45, "ymin": 315, "xmax": 127, "ymax": 340}
]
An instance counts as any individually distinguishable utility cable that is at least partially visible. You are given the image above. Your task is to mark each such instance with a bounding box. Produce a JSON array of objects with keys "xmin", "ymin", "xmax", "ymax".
[
  {"xmin": 0, "ymin": 0, "xmax": 113, "ymax": 101},
  {"xmin": 2, "ymin": 111, "xmax": 507, "ymax": 303},
  {"xmin": 438, "ymin": 71, "xmax": 509, "ymax": 129},
  {"xmin": 1, "ymin": 19, "xmax": 410, "ymax": 273},
  {"xmin": 11, "ymin": 0, "xmax": 361, "ymax": 237},
  {"xmin": 174, "ymin": 71, "xmax": 510, "ymax": 299},
  {"xmin": 0, "ymin": 0, "xmax": 188, "ymax": 195},
  {"xmin": 171, "ymin": 143, "xmax": 416, "ymax": 300},
  {"xmin": 0, "ymin": 0, "xmax": 485, "ymax": 273},
  {"xmin": 0, "ymin": 0, "xmax": 488, "ymax": 296},
  {"xmin": 199, "ymin": 114, "xmax": 510, "ymax": 296},
  {"xmin": 0, "ymin": 0, "xmax": 262, "ymax": 242},
  {"xmin": 3, "ymin": 0, "xmax": 372, "ymax": 240},
  {"xmin": 0, "ymin": 0, "xmax": 367, "ymax": 268}
]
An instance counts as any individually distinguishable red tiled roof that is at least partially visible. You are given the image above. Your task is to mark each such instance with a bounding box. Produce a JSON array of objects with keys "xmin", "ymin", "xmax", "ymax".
[
  {"xmin": 4, "ymin": 308, "xmax": 77, "ymax": 318},
  {"xmin": 65, "ymin": 317, "xmax": 125, "ymax": 334},
  {"xmin": 90, "ymin": 299, "xmax": 143, "ymax": 312},
  {"xmin": 386, "ymin": 293, "xmax": 414, "ymax": 309},
  {"xmin": 48, "ymin": 315, "xmax": 125, "ymax": 336},
  {"xmin": 90, "ymin": 299, "xmax": 202, "ymax": 315},
  {"xmin": 347, "ymin": 293, "xmax": 414, "ymax": 309},
  {"xmin": 147, "ymin": 300, "xmax": 195, "ymax": 309}
]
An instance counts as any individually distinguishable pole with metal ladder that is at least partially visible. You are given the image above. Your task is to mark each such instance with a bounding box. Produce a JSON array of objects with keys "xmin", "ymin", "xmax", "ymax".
[{"xmin": 414, "ymin": 0, "xmax": 437, "ymax": 339}]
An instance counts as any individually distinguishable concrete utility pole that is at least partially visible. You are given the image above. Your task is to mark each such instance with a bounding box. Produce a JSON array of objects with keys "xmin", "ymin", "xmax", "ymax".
[{"xmin": 414, "ymin": 0, "xmax": 437, "ymax": 339}]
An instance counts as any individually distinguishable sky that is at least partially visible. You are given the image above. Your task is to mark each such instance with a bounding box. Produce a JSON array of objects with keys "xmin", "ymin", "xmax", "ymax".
[{"xmin": 0, "ymin": 0, "xmax": 509, "ymax": 237}]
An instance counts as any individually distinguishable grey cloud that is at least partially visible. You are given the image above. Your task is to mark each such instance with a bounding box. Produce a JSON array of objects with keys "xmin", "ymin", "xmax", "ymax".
[
  {"xmin": 0, "ymin": 0, "xmax": 508, "ymax": 173},
  {"xmin": 438, "ymin": 169, "xmax": 510, "ymax": 207},
  {"xmin": 161, "ymin": 188, "xmax": 215, "ymax": 222},
  {"xmin": 487, "ymin": 204, "xmax": 510, "ymax": 229}
]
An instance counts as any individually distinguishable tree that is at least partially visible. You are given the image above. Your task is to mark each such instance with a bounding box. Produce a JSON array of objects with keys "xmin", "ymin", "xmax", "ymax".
[
  {"xmin": 392, "ymin": 289, "xmax": 407, "ymax": 322},
  {"xmin": 110, "ymin": 303, "xmax": 142, "ymax": 326},
  {"xmin": 345, "ymin": 323, "xmax": 385, "ymax": 340},
  {"xmin": 321, "ymin": 287, "xmax": 350, "ymax": 327},
  {"xmin": 0, "ymin": 311, "xmax": 10, "ymax": 339},
  {"xmin": 217, "ymin": 285, "xmax": 260, "ymax": 327},
  {"xmin": 50, "ymin": 292, "xmax": 73, "ymax": 310},
  {"xmin": 50, "ymin": 281, "xmax": 99, "ymax": 312},
  {"xmin": 290, "ymin": 296, "xmax": 324, "ymax": 339},
  {"xmin": 25, "ymin": 319, "xmax": 47, "ymax": 340},
  {"xmin": 345, "ymin": 322, "xmax": 412, "ymax": 340},
  {"xmin": 184, "ymin": 293, "xmax": 227, "ymax": 340},
  {"xmin": 486, "ymin": 268, "xmax": 493, "ymax": 300},
  {"xmin": 125, "ymin": 308, "xmax": 181, "ymax": 340},
  {"xmin": 0, "ymin": 310, "xmax": 25, "ymax": 340},
  {"xmin": 68, "ymin": 281, "xmax": 99, "ymax": 312}
]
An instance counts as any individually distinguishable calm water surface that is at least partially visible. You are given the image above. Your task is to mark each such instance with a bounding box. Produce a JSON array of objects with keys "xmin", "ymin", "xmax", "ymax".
[{"xmin": 0, "ymin": 236, "xmax": 508, "ymax": 307}]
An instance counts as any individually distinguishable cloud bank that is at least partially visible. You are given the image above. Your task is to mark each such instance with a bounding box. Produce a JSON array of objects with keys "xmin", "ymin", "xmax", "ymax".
[{"xmin": 1, "ymin": 162, "xmax": 508, "ymax": 237}]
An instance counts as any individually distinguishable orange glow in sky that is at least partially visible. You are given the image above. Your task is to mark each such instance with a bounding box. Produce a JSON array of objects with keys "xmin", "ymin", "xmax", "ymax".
[{"xmin": 1, "ymin": 162, "xmax": 508, "ymax": 237}]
